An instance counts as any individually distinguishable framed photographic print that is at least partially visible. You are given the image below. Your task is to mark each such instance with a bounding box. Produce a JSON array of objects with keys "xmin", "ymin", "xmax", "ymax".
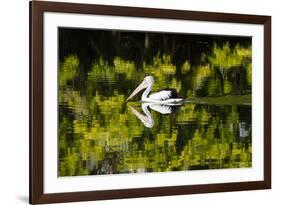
[{"xmin": 30, "ymin": 0, "xmax": 271, "ymax": 204}]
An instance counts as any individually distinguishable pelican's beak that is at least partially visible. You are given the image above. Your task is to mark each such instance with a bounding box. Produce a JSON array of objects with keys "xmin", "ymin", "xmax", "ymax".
[
  {"xmin": 129, "ymin": 106, "xmax": 148, "ymax": 123},
  {"xmin": 129, "ymin": 105, "xmax": 153, "ymax": 128},
  {"xmin": 126, "ymin": 80, "xmax": 148, "ymax": 101}
]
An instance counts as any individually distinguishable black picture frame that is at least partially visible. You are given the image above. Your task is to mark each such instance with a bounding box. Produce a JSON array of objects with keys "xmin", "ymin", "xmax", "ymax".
[{"xmin": 30, "ymin": 1, "xmax": 271, "ymax": 204}]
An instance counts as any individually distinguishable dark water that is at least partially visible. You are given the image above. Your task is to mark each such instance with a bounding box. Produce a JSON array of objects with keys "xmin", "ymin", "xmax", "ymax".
[{"xmin": 58, "ymin": 28, "xmax": 252, "ymax": 176}]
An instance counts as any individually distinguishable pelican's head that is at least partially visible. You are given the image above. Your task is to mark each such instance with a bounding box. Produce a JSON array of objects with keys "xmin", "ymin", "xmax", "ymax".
[
  {"xmin": 126, "ymin": 76, "xmax": 154, "ymax": 101},
  {"xmin": 143, "ymin": 76, "xmax": 154, "ymax": 84}
]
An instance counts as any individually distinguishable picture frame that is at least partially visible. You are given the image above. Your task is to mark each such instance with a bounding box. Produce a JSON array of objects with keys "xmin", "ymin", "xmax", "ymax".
[{"xmin": 30, "ymin": 0, "xmax": 271, "ymax": 204}]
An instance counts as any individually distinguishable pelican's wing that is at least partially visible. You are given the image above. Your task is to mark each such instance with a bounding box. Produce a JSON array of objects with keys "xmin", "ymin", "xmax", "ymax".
[
  {"xmin": 149, "ymin": 89, "xmax": 182, "ymax": 101},
  {"xmin": 149, "ymin": 104, "xmax": 172, "ymax": 114}
]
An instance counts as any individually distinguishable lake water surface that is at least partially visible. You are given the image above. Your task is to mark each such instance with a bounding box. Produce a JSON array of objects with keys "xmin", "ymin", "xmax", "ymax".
[{"xmin": 58, "ymin": 28, "xmax": 252, "ymax": 176}]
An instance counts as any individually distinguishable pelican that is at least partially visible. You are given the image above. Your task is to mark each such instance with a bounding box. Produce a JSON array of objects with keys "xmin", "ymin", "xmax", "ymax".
[
  {"xmin": 126, "ymin": 76, "xmax": 183, "ymax": 104},
  {"xmin": 129, "ymin": 103, "xmax": 181, "ymax": 128}
]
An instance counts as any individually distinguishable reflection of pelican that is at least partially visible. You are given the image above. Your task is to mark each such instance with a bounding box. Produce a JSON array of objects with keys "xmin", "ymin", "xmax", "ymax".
[
  {"xmin": 126, "ymin": 76, "xmax": 183, "ymax": 104},
  {"xmin": 129, "ymin": 103, "xmax": 182, "ymax": 128}
]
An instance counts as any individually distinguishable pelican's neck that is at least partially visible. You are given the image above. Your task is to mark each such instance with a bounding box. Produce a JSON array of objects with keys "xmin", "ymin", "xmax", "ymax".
[
  {"xmin": 141, "ymin": 83, "xmax": 153, "ymax": 101},
  {"xmin": 141, "ymin": 103, "xmax": 154, "ymax": 127}
]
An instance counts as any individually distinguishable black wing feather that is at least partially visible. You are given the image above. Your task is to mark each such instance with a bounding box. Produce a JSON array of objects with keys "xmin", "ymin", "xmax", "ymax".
[{"xmin": 159, "ymin": 88, "xmax": 183, "ymax": 99}]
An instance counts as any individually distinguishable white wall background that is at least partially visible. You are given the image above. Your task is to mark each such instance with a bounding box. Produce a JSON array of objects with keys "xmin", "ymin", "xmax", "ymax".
[{"xmin": 0, "ymin": 0, "xmax": 279, "ymax": 204}]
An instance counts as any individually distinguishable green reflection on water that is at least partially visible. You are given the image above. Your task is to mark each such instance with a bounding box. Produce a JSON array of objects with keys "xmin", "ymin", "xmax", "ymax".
[{"xmin": 58, "ymin": 29, "xmax": 252, "ymax": 176}]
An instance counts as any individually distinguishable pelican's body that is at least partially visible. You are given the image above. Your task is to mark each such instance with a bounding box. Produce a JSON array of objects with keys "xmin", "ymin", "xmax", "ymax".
[
  {"xmin": 129, "ymin": 103, "xmax": 181, "ymax": 128},
  {"xmin": 127, "ymin": 76, "xmax": 183, "ymax": 104}
]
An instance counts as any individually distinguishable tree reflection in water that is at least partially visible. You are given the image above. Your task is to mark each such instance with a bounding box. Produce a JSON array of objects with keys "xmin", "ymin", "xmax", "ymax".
[{"xmin": 58, "ymin": 28, "xmax": 252, "ymax": 176}]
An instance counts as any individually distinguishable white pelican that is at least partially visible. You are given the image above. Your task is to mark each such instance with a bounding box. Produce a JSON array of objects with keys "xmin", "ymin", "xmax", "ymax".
[
  {"xmin": 126, "ymin": 76, "xmax": 183, "ymax": 104},
  {"xmin": 129, "ymin": 103, "xmax": 181, "ymax": 128}
]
